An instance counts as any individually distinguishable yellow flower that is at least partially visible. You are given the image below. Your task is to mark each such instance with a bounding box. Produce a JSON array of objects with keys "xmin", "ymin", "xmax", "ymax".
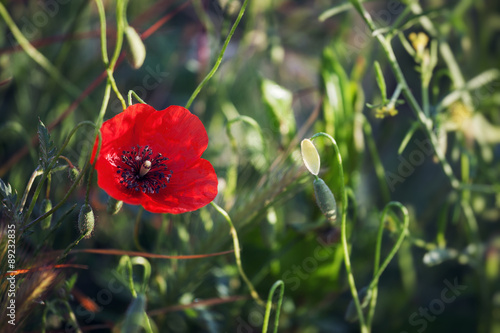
[
  {"xmin": 409, "ymin": 32, "xmax": 429, "ymax": 60},
  {"xmin": 375, "ymin": 105, "xmax": 398, "ymax": 119},
  {"xmin": 448, "ymin": 101, "xmax": 472, "ymax": 130}
]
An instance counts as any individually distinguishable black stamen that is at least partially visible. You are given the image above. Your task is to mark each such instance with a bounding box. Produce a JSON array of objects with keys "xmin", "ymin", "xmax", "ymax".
[{"xmin": 117, "ymin": 145, "xmax": 172, "ymax": 194}]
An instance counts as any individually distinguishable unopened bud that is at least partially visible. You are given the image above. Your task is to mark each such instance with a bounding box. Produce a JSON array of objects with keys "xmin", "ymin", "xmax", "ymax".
[
  {"xmin": 313, "ymin": 178, "xmax": 337, "ymax": 223},
  {"xmin": 78, "ymin": 204, "xmax": 95, "ymax": 239},
  {"xmin": 301, "ymin": 139, "xmax": 320, "ymax": 175},
  {"xmin": 68, "ymin": 167, "xmax": 80, "ymax": 183},
  {"xmin": 124, "ymin": 26, "xmax": 146, "ymax": 69},
  {"xmin": 107, "ymin": 197, "xmax": 123, "ymax": 215},
  {"xmin": 40, "ymin": 199, "xmax": 52, "ymax": 230}
]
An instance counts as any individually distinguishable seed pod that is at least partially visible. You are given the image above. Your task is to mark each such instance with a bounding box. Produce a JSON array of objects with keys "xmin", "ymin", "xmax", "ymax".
[
  {"xmin": 300, "ymin": 139, "xmax": 320, "ymax": 175},
  {"xmin": 78, "ymin": 204, "xmax": 95, "ymax": 239},
  {"xmin": 124, "ymin": 26, "xmax": 146, "ymax": 69},
  {"xmin": 106, "ymin": 197, "xmax": 123, "ymax": 215},
  {"xmin": 40, "ymin": 199, "xmax": 52, "ymax": 230},
  {"xmin": 313, "ymin": 178, "xmax": 337, "ymax": 223}
]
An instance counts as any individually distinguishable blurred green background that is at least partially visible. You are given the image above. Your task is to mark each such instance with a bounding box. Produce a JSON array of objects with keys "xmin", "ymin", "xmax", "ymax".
[{"xmin": 1, "ymin": 0, "xmax": 500, "ymax": 332}]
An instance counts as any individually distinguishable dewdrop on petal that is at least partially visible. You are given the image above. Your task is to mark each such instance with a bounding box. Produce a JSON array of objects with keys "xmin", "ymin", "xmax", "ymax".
[
  {"xmin": 78, "ymin": 204, "xmax": 95, "ymax": 239},
  {"xmin": 313, "ymin": 178, "xmax": 337, "ymax": 222},
  {"xmin": 124, "ymin": 26, "xmax": 146, "ymax": 69},
  {"xmin": 300, "ymin": 139, "xmax": 320, "ymax": 175}
]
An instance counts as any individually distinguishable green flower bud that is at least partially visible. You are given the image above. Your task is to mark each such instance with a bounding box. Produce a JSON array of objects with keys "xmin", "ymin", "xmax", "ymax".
[
  {"xmin": 68, "ymin": 167, "xmax": 80, "ymax": 183},
  {"xmin": 301, "ymin": 139, "xmax": 320, "ymax": 175},
  {"xmin": 78, "ymin": 204, "xmax": 95, "ymax": 239},
  {"xmin": 313, "ymin": 178, "xmax": 337, "ymax": 223},
  {"xmin": 106, "ymin": 197, "xmax": 123, "ymax": 215},
  {"xmin": 40, "ymin": 199, "xmax": 52, "ymax": 230},
  {"xmin": 124, "ymin": 26, "xmax": 146, "ymax": 70}
]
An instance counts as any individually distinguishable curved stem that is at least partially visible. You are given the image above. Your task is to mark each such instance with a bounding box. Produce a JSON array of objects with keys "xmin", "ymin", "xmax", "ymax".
[
  {"xmin": 94, "ymin": 0, "xmax": 109, "ymax": 66},
  {"xmin": 128, "ymin": 90, "xmax": 147, "ymax": 106},
  {"xmin": 19, "ymin": 167, "xmax": 42, "ymax": 213},
  {"xmin": 262, "ymin": 280, "xmax": 285, "ymax": 333},
  {"xmin": 0, "ymin": 3, "xmax": 82, "ymax": 100},
  {"xmin": 348, "ymin": 0, "xmax": 460, "ymax": 190},
  {"xmin": 366, "ymin": 202, "xmax": 409, "ymax": 327},
  {"xmin": 22, "ymin": 122, "xmax": 101, "ymax": 231},
  {"xmin": 310, "ymin": 132, "xmax": 367, "ymax": 333},
  {"xmin": 360, "ymin": 114, "xmax": 390, "ymax": 202},
  {"xmin": 118, "ymin": 255, "xmax": 138, "ymax": 298},
  {"xmin": 185, "ymin": 0, "xmax": 249, "ymax": 109},
  {"xmin": 211, "ymin": 201, "xmax": 264, "ymax": 306},
  {"xmin": 22, "ymin": 121, "xmax": 101, "ymax": 228},
  {"xmin": 134, "ymin": 207, "xmax": 146, "ymax": 252}
]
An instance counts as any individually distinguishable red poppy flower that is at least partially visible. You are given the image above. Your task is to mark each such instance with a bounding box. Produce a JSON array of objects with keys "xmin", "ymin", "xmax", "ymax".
[{"xmin": 92, "ymin": 104, "xmax": 218, "ymax": 214}]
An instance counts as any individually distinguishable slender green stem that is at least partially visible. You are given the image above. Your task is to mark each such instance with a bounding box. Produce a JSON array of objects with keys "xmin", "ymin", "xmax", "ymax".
[
  {"xmin": 22, "ymin": 121, "xmax": 101, "ymax": 228},
  {"xmin": 310, "ymin": 132, "xmax": 367, "ymax": 333},
  {"xmin": 58, "ymin": 233, "xmax": 86, "ymax": 264},
  {"xmin": 408, "ymin": 2, "xmax": 473, "ymax": 110},
  {"xmin": 185, "ymin": 0, "xmax": 249, "ymax": 109},
  {"xmin": 128, "ymin": 90, "xmax": 147, "ymax": 106},
  {"xmin": 19, "ymin": 167, "xmax": 42, "ymax": 213},
  {"xmin": 107, "ymin": 70, "xmax": 127, "ymax": 110},
  {"xmin": 211, "ymin": 201, "xmax": 264, "ymax": 306},
  {"xmin": 102, "ymin": 0, "xmax": 128, "ymax": 110},
  {"xmin": 348, "ymin": 0, "xmax": 460, "ymax": 190},
  {"xmin": 262, "ymin": 280, "xmax": 285, "ymax": 333},
  {"xmin": 94, "ymin": 0, "xmax": 109, "ymax": 66},
  {"xmin": 0, "ymin": 3, "xmax": 82, "ymax": 100},
  {"xmin": 360, "ymin": 115, "xmax": 390, "ymax": 202},
  {"xmin": 61, "ymin": 300, "xmax": 82, "ymax": 333},
  {"xmin": 397, "ymin": 121, "xmax": 420, "ymax": 155},
  {"xmin": 130, "ymin": 256, "xmax": 152, "ymax": 293},
  {"xmin": 134, "ymin": 207, "xmax": 146, "ymax": 252},
  {"xmin": 366, "ymin": 202, "xmax": 409, "ymax": 328},
  {"xmin": 422, "ymin": 79, "xmax": 429, "ymax": 117},
  {"xmin": 110, "ymin": 0, "xmax": 128, "ymax": 69},
  {"xmin": 119, "ymin": 255, "xmax": 138, "ymax": 298}
]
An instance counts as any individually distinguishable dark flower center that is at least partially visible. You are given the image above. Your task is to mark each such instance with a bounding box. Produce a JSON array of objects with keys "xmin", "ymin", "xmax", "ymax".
[{"xmin": 116, "ymin": 145, "xmax": 172, "ymax": 194}]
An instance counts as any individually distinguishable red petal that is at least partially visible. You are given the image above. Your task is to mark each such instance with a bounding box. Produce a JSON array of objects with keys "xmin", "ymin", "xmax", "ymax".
[
  {"xmin": 141, "ymin": 158, "xmax": 218, "ymax": 214},
  {"xmin": 92, "ymin": 104, "xmax": 155, "ymax": 164},
  {"xmin": 138, "ymin": 105, "xmax": 208, "ymax": 167}
]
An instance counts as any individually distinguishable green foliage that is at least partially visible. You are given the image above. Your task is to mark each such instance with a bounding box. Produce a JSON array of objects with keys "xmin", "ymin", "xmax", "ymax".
[{"xmin": 37, "ymin": 119, "xmax": 56, "ymax": 170}]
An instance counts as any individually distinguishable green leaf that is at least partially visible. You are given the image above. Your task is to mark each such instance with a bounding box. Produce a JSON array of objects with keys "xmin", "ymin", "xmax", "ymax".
[
  {"xmin": 261, "ymin": 78, "xmax": 296, "ymax": 141},
  {"xmin": 374, "ymin": 61, "xmax": 387, "ymax": 104},
  {"xmin": 0, "ymin": 178, "xmax": 17, "ymax": 211},
  {"xmin": 37, "ymin": 119, "xmax": 57, "ymax": 170}
]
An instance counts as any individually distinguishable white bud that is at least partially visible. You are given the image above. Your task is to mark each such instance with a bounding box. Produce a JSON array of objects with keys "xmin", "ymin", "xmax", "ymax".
[{"xmin": 300, "ymin": 139, "xmax": 320, "ymax": 175}]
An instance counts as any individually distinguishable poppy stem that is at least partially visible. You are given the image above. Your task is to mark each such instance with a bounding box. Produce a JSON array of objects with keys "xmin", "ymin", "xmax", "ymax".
[
  {"xmin": 310, "ymin": 132, "xmax": 368, "ymax": 333},
  {"xmin": 94, "ymin": 0, "xmax": 109, "ymax": 66},
  {"xmin": 134, "ymin": 207, "xmax": 146, "ymax": 252},
  {"xmin": 210, "ymin": 201, "xmax": 265, "ymax": 306},
  {"xmin": 185, "ymin": 0, "xmax": 250, "ymax": 109}
]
